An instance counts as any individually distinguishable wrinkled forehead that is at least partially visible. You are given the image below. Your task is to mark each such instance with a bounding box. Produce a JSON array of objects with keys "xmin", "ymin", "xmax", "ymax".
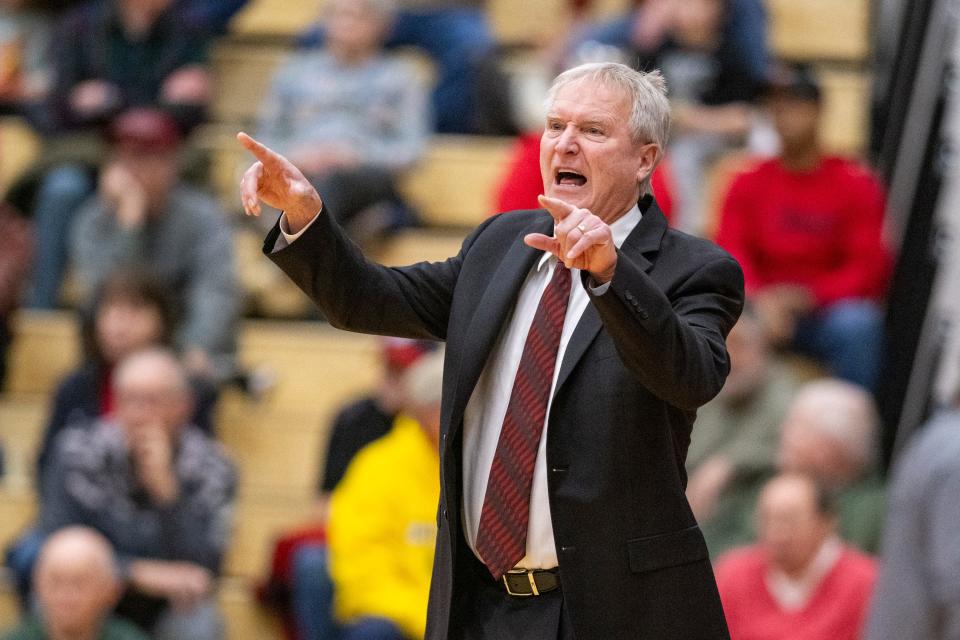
[{"xmin": 546, "ymin": 78, "xmax": 632, "ymax": 120}]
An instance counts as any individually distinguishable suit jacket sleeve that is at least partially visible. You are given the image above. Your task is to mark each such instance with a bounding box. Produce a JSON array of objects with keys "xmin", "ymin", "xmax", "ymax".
[
  {"xmin": 264, "ymin": 208, "xmax": 496, "ymax": 340},
  {"xmin": 588, "ymin": 249, "xmax": 744, "ymax": 410}
]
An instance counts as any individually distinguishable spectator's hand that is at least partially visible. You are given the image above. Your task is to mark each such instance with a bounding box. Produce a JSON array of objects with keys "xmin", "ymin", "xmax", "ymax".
[
  {"xmin": 99, "ymin": 161, "xmax": 148, "ymax": 230},
  {"xmin": 525, "ymin": 195, "xmax": 617, "ymax": 282},
  {"xmin": 754, "ymin": 285, "xmax": 815, "ymax": 346},
  {"xmin": 183, "ymin": 347, "xmax": 213, "ymax": 380},
  {"xmin": 686, "ymin": 455, "xmax": 734, "ymax": 522},
  {"xmin": 69, "ymin": 79, "xmax": 120, "ymax": 118},
  {"xmin": 238, "ymin": 132, "xmax": 324, "ymax": 234},
  {"xmin": 128, "ymin": 560, "xmax": 213, "ymax": 610},
  {"xmin": 161, "ymin": 65, "xmax": 211, "ymax": 105},
  {"xmin": 130, "ymin": 423, "xmax": 179, "ymax": 505}
]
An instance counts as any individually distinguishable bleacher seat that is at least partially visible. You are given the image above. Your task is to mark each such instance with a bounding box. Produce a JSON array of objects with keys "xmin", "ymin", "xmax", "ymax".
[
  {"xmin": 767, "ymin": 0, "xmax": 870, "ymax": 62},
  {"xmin": 5, "ymin": 311, "xmax": 79, "ymax": 397},
  {"xmin": 0, "ymin": 396, "xmax": 46, "ymax": 488}
]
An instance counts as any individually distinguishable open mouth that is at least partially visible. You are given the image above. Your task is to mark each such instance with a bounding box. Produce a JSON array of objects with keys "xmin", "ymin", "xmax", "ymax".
[{"xmin": 555, "ymin": 170, "xmax": 587, "ymax": 187}]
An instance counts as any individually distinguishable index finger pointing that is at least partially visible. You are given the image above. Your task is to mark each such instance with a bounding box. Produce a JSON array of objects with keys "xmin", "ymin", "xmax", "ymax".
[
  {"xmin": 537, "ymin": 194, "xmax": 577, "ymax": 221},
  {"xmin": 237, "ymin": 131, "xmax": 280, "ymax": 166}
]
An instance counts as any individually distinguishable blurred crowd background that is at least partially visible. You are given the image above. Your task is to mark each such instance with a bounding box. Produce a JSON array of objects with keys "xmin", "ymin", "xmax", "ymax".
[{"xmin": 1, "ymin": 0, "xmax": 959, "ymax": 639}]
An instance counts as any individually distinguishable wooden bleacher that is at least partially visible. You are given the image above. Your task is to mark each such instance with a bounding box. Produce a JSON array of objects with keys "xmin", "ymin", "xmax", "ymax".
[
  {"xmin": 0, "ymin": 1, "xmax": 875, "ymax": 635},
  {"xmin": 0, "ymin": 312, "xmax": 387, "ymax": 637}
]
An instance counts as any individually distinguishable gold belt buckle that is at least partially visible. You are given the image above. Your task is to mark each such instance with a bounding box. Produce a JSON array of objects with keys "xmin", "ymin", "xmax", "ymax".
[{"xmin": 502, "ymin": 569, "xmax": 540, "ymax": 596}]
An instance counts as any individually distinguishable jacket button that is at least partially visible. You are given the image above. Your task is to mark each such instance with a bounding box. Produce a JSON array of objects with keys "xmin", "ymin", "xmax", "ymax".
[
  {"xmin": 640, "ymin": 310, "xmax": 649, "ymax": 320},
  {"xmin": 625, "ymin": 291, "xmax": 634, "ymax": 301}
]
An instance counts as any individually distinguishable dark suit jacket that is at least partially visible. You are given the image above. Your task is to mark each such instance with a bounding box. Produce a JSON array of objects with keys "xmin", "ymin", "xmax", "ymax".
[{"xmin": 265, "ymin": 196, "xmax": 744, "ymax": 640}]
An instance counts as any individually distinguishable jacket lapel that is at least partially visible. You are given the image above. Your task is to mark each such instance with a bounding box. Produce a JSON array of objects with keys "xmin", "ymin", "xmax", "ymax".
[
  {"xmin": 447, "ymin": 213, "xmax": 553, "ymax": 432},
  {"xmin": 553, "ymin": 198, "xmax": 669, "ymax": 395}
]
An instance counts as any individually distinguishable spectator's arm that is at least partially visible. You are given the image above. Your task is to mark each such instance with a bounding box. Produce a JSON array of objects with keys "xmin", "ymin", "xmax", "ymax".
[
  {"xmin": 181, "ymin": 201, "xmax": 241, "ymax": 368},
  {"xmin": 714, "ymin": 172, "xmax": 760, "ymax": 292},
  {"xmin": 38, "ymin": 441, "xmax": 86, "ymax": 534},
  {"xmin": 157, "ymin": 452, "xmax": 237, "ymax": 572},
  {"xmin": 45, "ymin": 8, "xmax": 95, "ymax": 131}
]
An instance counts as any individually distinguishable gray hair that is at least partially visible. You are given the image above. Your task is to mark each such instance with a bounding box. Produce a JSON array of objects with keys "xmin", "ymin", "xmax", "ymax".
[
  {"xmin": 545, "ymin": 62, "xmax": 671, "ymax": 195},
  {"xmin": 786, "ymin": 379, "xmax": 880, "ymax": 474}
]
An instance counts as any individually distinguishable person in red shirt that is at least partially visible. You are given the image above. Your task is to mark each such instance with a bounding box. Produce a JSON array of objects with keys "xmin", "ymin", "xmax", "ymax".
[
  {"xmin": 714, "ymin": 473, "xmax": 877, "ymax": 640},
  {"xmin": 715, "ymin": 64, "xmax": 892, "ymax": 390}
]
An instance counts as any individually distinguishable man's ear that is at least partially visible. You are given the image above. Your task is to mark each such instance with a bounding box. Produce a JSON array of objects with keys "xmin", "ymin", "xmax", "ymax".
[{"xmin": 635, "ymin": 143, "xmax": 661, "ymax": 185}]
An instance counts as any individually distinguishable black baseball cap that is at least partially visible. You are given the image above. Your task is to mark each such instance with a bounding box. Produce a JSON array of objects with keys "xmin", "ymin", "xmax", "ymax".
[{"xmin": 762, "ymin": 63, "xmax": 822, "ymax": 102}]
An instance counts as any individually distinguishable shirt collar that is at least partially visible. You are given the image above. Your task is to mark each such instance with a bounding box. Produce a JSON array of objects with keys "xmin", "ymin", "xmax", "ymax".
[
  {"xmin": 765, "ymin": 535, "xmax": 843, "ymax": 611},
  {"xmin": 536, "ymin": 203, "xmax": 643, "ymax": 272}
]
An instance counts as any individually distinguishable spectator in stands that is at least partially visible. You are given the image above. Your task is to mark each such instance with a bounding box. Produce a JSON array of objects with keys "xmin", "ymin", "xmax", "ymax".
[
  {"xmin": 1, "ymin": 526, "xmax": 148, "ymax": 640},
  {"xmin": 28, "ymin": 0, "xmax": 210, "ymax": 309},
  {"xmin": 701, "ymin": 378, "xmax": 886, "ymax": 556},
  {"xmin": 568, "ymin": 0, "xmax": 768, "ymax": 86},
  {"xmin": 34, "ymin": 269, "xmax": 217, "ymax": 488},
  {"xmin": 70, "ymin": 108, "xmax": 239, "ymax": 382},
  {"xmin": 865, "ymin": 407, "xmax": 960, "ymax": 640},
  {"xmin": 716, "ymin": 64, "xmax": 892, "ymax": 390},
  {"xmin": 38, "ymin": 348, "xmax": 236, "ymax": 640},
  {"xmin": 325, "ymin": 348, "xmax": 443, "ymax": 640},
  {"xmin": 319, "ymin": 337, "xmax": 435, "ymax": 506},
  {"xmin": 714, "ymin": 473, "xmax": 877, "ymax": 640},
  {"xmin": 0, "ymin": 0, "xmax": 55, "ymax": 116},
  {"xmin": 0, "ymin": 200, "xmax": 32, "ymax": 390},
  {"xmin": 258, "ymin": 338, "xmax": 433, "ymax": 639},
  {"xmin": 299, "ymin": 0, "xmax": 492, "ymax": 134},
  {"xmin": 686, "ymin": 303, "xmax": 799, "ymax": 531},
  {"xmin": 589, "ymin": 0, "xmax": 768, "ymax": 234},
  {"xmin": 257, "ymin": 0, "xmax": 428, "ymax": 244},
  {"xmin": 661, "ymin": 0, "xmax": 768, "ymax": 234}
]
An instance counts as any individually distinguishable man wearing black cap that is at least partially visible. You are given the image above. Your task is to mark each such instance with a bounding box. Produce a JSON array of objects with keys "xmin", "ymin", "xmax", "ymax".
[
  {"xmin": 69, "ymin": 108, "xmax": 240, "ymax": 382},
  {"xmin": 716, "ymin": 64, "xmax": 892, "ymax": 390}
]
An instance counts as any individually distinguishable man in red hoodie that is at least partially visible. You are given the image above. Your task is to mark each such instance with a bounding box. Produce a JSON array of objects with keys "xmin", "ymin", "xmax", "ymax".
[
  {"xmin": 714, "ymin": 473, "xmax": 877, "ymax": 640},
  {"xmin": 716, "ymin": 64, "xmax": 891, "ymax": 390}
]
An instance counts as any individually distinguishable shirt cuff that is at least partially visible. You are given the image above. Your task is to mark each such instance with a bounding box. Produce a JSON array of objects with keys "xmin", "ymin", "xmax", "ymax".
[
  {"xmin": 276, "ymin": 209, "xmax": 323, "ymax": 248},
  {"xmin": 588, "ymin": 278, "xmax": 612, "ymax": 296}
]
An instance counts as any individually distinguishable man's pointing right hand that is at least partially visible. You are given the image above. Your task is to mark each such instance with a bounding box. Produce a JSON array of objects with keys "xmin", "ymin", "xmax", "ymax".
[{"xmin": 237, "ymin": 132, "xmax": 323, "ymax": 235}]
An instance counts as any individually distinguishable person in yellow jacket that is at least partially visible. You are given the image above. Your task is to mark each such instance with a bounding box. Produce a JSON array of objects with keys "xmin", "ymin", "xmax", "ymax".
[{"xmin": 328, "ymin": 349, "xmax": 443, "ymax": 640}]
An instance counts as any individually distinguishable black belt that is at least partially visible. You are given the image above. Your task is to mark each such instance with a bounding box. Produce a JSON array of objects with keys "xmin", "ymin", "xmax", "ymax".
[{"xmin": 500, "ymin": 568, "xmax": 560, "ymax": 596}]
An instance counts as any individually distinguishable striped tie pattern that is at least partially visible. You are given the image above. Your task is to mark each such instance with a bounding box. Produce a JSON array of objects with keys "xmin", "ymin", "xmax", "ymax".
[{"xmin": 476, "ymin": 261, "xmax": 571, "ymax": 579}]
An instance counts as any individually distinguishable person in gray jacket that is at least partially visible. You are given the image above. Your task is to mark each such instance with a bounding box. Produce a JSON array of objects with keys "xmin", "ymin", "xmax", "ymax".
[
  {"xmin": 70, "ymin": 108, "xmax": 239, "ymax": 382},
  {"xmin": 865, "ymin": 407, "xmax": 960, "ymax": 640}
]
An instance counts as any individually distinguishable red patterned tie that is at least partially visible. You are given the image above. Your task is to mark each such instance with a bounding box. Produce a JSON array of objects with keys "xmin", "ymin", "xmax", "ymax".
[{"xmin": 476, "ymin": 261, "xmax": 572, "ymax": 579}]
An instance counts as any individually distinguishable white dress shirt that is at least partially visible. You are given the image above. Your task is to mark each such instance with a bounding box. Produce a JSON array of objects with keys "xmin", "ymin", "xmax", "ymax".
[
  {"xmin": 462, "ymin": 205, "xmax": 642, "ymax": 570},
  {"xmin": 278, "ymin": 204, "xmax": 643, "ymax": 570}
]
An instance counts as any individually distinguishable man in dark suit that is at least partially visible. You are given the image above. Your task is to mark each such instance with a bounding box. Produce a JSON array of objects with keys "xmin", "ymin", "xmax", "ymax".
[{"xmin": 237, "ymin": 62, "xmax": 744, "ymax": 640}]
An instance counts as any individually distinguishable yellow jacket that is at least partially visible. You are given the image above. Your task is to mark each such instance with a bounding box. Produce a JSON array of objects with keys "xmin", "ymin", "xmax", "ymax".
[{"xmin": 328, "ymin": 414, "xmax": 440, "ymax": 639}]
